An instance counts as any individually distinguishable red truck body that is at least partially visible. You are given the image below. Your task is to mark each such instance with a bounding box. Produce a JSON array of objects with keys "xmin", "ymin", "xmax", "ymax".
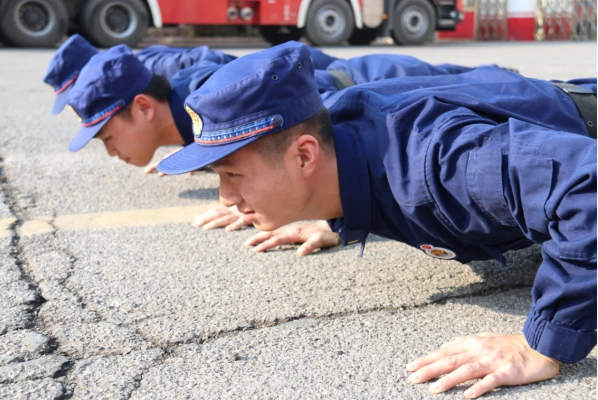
[{"xmin": 0, "ymin": 0, "xmax": 462, "ymax": 48}]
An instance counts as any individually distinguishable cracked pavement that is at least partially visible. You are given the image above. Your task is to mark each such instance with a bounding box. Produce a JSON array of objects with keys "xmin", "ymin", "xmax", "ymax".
[{"xmin": 0, "ymin": 42, "xmax": 595, "ymax": 399}]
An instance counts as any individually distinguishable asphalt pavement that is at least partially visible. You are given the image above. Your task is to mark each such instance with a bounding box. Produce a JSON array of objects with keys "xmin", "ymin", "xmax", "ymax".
[{"xmin": 0, "ymin": 41, "xmax": 595, "ymax": 399}]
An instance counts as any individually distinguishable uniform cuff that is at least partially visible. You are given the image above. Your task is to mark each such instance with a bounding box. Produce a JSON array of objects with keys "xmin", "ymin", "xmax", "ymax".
[{"xmin": 524, "ymin": 310, "xmax": 597, "ymax": 363}]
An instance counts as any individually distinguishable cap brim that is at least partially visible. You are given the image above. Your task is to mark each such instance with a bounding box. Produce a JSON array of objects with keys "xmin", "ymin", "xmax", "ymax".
[
  {"xmin": 51, "ymin": 86, "xmax": 72, "ymax": 115},
  {"xmin": 68, "ymin": 117, "xmax": 111, "ymax": 152},
  {"xmin": 157, "ymin": 137, "xmax": 259, "ymax": 175}
]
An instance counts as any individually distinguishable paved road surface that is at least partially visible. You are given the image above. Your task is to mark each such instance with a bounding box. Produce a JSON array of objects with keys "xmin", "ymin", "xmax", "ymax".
[{"xmin": 0, "ymin": 41, "xmax": 595, "ymax": 399}]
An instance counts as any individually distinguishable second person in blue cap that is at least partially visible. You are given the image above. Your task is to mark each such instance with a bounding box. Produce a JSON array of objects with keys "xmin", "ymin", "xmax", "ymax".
[{"xmin": 66, "ymin": 44, "xmax": 221, "ymax": 167}]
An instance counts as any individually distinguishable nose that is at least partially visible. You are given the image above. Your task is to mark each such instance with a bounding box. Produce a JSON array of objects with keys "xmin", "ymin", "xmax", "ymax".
[
  {"xmin": 103, "ymin": 142, "xmax": 118, "ymax": 158},
  {"xmin": 219, "ymin": 178, "xmax": 242, "ymax": 208}
]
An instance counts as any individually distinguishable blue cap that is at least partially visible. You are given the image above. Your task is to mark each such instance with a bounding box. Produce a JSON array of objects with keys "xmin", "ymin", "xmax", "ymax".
[
  {"xmin": 157, "ymin": 41, "xmax": 324, "ymax": 175},
  {"xmin": 43, "ymin": 34, "xmax": 99, "ymax": 115},
  {"xmin": 67, "ymin": 45, "xmax": 153, "ymax": 152}
]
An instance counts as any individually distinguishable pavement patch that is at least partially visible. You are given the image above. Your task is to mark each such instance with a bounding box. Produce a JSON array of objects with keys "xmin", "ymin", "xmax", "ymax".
[
  {"xmin": 67, "ymin": 349, "xmax": 163, "ymax": 400},
  {"xmin": 47, "ymin": 321, "xmax": 151, "ymax": 359},
  {"xmin": 0, "ymin": 330, "xmax": 51, "ymax": 367},
  {"xmin": 0, "ymin": 355, "xmax": 70, "ymax": 384},
  {"xmin": 0, "ymin": 378, "xmax": 64, "ymax": 399}
]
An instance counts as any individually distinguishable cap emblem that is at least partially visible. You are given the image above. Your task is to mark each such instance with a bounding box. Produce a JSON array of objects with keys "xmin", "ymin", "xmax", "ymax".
[{"xmin": 185, "ymin": 105, "xmax": 204, "ymax": 138}]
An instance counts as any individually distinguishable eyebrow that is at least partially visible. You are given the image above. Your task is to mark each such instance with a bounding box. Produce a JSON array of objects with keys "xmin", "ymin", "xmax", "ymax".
[
  {"xmin": 94, "ymin": 127, "xmax": 108, "ymax": 139},
  {"xmin": 209, "ymin": 159, "xmax": 235, "ymax": 169}
]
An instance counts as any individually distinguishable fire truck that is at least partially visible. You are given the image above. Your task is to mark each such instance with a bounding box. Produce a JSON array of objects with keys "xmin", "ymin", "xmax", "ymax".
[{"xmin": 0, "ymin": 0, "xmax": 463, "ymax": 48}]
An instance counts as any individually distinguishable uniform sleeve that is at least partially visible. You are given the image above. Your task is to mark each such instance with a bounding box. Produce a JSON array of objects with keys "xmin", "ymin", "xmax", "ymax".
[
  {"xmin": 169, "ymin": 62, "xmax": 222, "ymax": 94},
  {"xmin": 520, "ymin": 132, "xmax": 597, "ymax": 363},
  {"xmin": 433, "ymin": 112, "xmax": 597, "ymax": 363},
  {"xmin": 328, "ymin": 55, "xmax": 479, "ymax": 86}
]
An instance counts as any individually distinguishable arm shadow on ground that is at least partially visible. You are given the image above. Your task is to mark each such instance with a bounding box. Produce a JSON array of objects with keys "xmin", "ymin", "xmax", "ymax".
[
  {"xmin": 424, "ymin": 243, "xmax": 598, "ymax": 388},
  {"xmin": 427, "ymin": 244, "xmax": 543, "ymax": 316}
]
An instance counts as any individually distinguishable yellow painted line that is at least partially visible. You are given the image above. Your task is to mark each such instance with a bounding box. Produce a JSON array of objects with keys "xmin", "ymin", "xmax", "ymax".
[
  {"xmin": 19, "ymin": 218, "xmax": 53, "ymax": 237},
  {"xmin": 19, "ymin": 203, "xmax": 221, "ymax": 237},
  {"xmin": 0, "ymin": 218, "xmax": 16, "ymax": 239}
]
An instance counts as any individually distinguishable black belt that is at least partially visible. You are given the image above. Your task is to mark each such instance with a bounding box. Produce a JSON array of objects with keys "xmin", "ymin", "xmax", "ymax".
[
  {"xmin": 552, "ymin": 82, "xmax": 597, "ymax": 139},
  {"xmin": 328, "ymin": 70, "xmax": 355, "ymax": 91}
]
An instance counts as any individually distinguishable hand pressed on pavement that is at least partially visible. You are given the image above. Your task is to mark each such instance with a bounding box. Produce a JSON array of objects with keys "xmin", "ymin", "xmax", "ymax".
[
  {"xmin": 143, "ymin": 162, "xmax": 165, "ymax": 176},
  {"xmin": 244, "ymin": 220, "xmax": 340, "ymax": 256},
  {"xmin": 193, "ymin": 205, "xmax": 250, "ymax": 231},
  {"xmin": 406, "ymin": 333, "xmax": 560, "ymax": 398},
  {"xmin": 144, "ymin": 148, "xmax": 195, "ymax": 177}
]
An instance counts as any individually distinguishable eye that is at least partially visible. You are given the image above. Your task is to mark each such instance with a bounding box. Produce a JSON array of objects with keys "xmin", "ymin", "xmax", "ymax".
[
  {"xmin": 103, "ymin": 136, "xmax": 112, "ymax": 143},
  {"xmin": 226, "ymin": 172, "xmax": 239, "ymax": 177}
]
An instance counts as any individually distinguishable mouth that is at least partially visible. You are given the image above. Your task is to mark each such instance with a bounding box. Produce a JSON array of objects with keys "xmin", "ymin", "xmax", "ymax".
[{"xmin": 241, "ymin": 210, "xmax": 256, "ymax": 223}]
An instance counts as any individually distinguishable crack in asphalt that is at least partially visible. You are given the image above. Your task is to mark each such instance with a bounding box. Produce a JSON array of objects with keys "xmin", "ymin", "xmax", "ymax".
[
  {"xmin": 0, "ymin": 157, "xmax": 533, "ymax": 397},
  {"xmin": 45, "ymin": 218, "xmax": 102, "ymax": 322},
  {"xmin": 100, "ymin": 284, "xmax": 535, "ymax": 397},
  {"xmin": 0, "ymin": 157, "xmax": 46, "ymax": 330},
  {"xmin": 125, "ymin": 350, "xmax": 171, "ymax": 400},
  {"xmin": 0, "ymin": 283, "xmax": 530, "ymax": 396},
  {"xmin": 185, "ymin": 283, "xmax": 533, "ymax": 346},
  {"xmin": 0, "ymin": 157, "xmax": 74, "ymax": 399}
]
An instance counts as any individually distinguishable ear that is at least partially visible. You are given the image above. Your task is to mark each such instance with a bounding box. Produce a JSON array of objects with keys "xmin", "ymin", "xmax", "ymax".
[
  {"xmin": 293, "ymin": 134, "xmax": 321, "ymax": 178},
  {"xmin": 132, "ymin": 94, "xmax": 156, "ymax": 121}
]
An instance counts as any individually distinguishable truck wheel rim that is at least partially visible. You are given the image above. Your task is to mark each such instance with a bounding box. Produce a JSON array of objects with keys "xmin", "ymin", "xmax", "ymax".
[
  {"xmin": 14, "ymin": 0, "xmax": 56, "ymax": 37},
  {"xmin": 316, "ymin": 6, "xmax": 346, "ymax": 38},
  {"xmin": 99, "ymin": 1, "xmax": 138, "ymax": 39},
  {"xmin": 402, "ymin": 7, "xmax": 428, "ymax": 35}
]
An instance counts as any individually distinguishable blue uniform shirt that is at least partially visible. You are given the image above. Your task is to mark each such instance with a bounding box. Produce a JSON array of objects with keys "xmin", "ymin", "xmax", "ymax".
[
  {"xmin": 137, "ymin": 45, "xmax": 337, "ymax": 81},
  {"xmin": 314, "ymin": 54, "xmax": 493, "ymax": 94},
  {"xmin": 137, "ymin": 45, "xmax": 237, "ymax": 80},
  {"xmin": 324, "ymin": 67, "xmax": 597, "ymax": 363}
]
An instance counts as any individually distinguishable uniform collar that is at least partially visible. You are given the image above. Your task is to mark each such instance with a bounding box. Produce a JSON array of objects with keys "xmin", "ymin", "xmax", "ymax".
[
  {"xmin": 168, "ymin": 90, "xmax": 194, "ymax": 145},
  {"xmin": 327, "ymin": 124, "xmax": 372, "ymax": 256}
]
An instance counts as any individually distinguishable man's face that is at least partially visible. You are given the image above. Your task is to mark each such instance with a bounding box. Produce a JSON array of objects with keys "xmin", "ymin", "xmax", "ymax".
[
  {"xmin": 212, "ymin": 142, "xmax": 312, "ymax": 231},
  {"xmin": 95, "ymin": 104, "xmax": 160, "ymax": 167}
]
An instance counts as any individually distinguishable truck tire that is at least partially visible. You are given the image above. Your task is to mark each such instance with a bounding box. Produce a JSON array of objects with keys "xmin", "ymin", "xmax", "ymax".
[
  {"xmin": 80, "ymin": 0, "xmax": 148, "ymax": 48},
  {"xmin": 259, "ymin": 26, "xmax": 302, "ymax": 46},
  {"xmin": 348, "ymin": 27, "xmax": 379, "ymax": 45},
  {"xmin": 305, "ymin": 0, "xmax": 354, "ymax": 46},
  {"xmin": 391, "ymin": 0, "xmax": 435, "ymax": 45},
  {"xmin": 0, "ymin": 0, "xmax": 68, "ymax": 47}
]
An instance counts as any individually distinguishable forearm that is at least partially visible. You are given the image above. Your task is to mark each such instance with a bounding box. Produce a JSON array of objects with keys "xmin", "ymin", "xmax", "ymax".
[{"xmin": 524, "ymin": 247, "xmax": 597, "ymax": 363}]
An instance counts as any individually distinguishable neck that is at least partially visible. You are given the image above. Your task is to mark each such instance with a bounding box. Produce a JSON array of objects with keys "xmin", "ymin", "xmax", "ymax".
[
  {"xmin": 305, "ymin": 150, "xmax": 343, "ymax": 221},
  {"xmin": 156, "ymin": 102, "xmax": 184, "ymax": 147}
]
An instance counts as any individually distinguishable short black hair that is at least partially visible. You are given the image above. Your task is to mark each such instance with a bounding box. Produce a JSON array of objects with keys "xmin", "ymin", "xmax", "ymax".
[
  {"xmin": 140, "ymin": 74, "xmax": 171, "ymax": 101},
  {"xmin": 254, "ymin": 108, "xmax": 335, "ymax": 162},
  {"xmin": 118, "ymin": 74, "xmax": 172, "ymax": 118}
]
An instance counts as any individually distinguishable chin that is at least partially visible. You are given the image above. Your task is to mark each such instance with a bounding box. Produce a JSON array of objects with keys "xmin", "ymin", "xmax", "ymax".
[
  {"xmin": 132, "ymin": 157, "xmax": 152, "ymax": 167},
  {"xmin": 252, "ymin": 219, "xmax": 285, "ymax": 232}
]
